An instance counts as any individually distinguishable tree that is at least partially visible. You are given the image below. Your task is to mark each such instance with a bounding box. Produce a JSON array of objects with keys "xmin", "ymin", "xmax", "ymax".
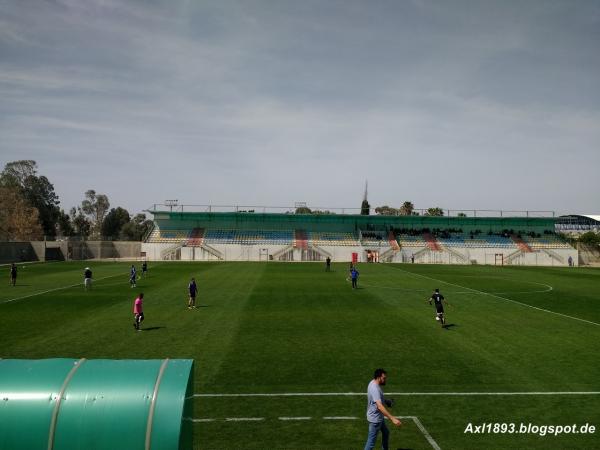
[
  {"xmin": 579, "ymin": 231, "xmax": 600, "ymax": 247},
  {"xmin": 121, "ymin": 213, "xmax": 153, "ymax": 241},
  {"xmin": 0, "ymin": 186, "xmax": 44, "ymax": 240},
  {"xmin": 57, "ymin": 209, "xmax": 74, "ymax": 237},
  {"xmin": 0, "ymin": 160, "xmax": 37, "ymax": 187},
  {"xmin": 70, "ymin": 207, "xmax": 92, "ymax": 238},
  {"xmin": 295, "ymin": 206, "xmax": 312, "ymax": 214},
  {"xmin": 80, "ymin": 190, "xmax": 110, "ymax": 238},
  {"xmin": 375, "ymin": 206, "xmax": 399, "ymax": 216},
  {"xmin": 399, "ymin": 201, "xmax": 414, "ymax": 216},
  {"xmin": 425, "ymin": 207, "xmax": 444, "ymax": 217},
  {"xmin": 0, "ymin": 160, "xmax": 60, "ymax": 237},
  {"xmin": 102, "ymin": 207, "xmax": 131, "ymax": 240},
  {"xmin": 22, "ymin": 175, "xmax": 60, "ymax": 236}
]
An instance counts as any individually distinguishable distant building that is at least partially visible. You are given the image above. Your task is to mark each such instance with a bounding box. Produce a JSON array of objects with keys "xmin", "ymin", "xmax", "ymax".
[{"xmin": 556, "ymin": 215, "xmax": 600, "ymax": 233}]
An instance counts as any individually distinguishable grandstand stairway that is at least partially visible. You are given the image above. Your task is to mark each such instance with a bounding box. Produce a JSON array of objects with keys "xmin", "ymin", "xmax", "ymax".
[
  {"xmin": 423, "ymin": 233, "xmax": 442, "ymax": 251},
  {"xmin": 187, "ymin": 228, "xmax": 205, "ymax": 247},
  {"xmin": 294, "ymin": 230, "xmax": 309, "ymax": 249},
  {"xmin": 412, "ymin": 246, "xmax": 431, "ymax": 262},
  {"xmin": 311, "ymin": 243, "xmax": 333, "ymax": 258},
  {"xmin": 541, "ymin": 248, "xmax": 565, "ymax": 264},
  {"xmin": 200, "ymin": 242, "xmax": 224, "ymax": 260},
  {"xmin": 142, "ymin": 222, "xmax": 155, "ymax": 243},
  {"xmin": 511, "ymin": 235, "xmax": 533, "ymax": 253},
  {"xmin": 388, "ymin": 231, "xmax": 400, "ymax": 250},
  {"xmin": 504, "ymin": 249, "xmax": 524, "ymax": 265},
  {"xmin": 271, "ymin": 245, "xmax": 294, "ymax": 261},
  {"xmin": 440, "ymin": 245, "xmax": 469, "ymax": 264},
  {"xmin": 379, "ymin": 247, "xmax": 398, "ymax": 262},
  {"xmin": 161, "ymin": 244, "xmax": 183, "ymax": 260}
]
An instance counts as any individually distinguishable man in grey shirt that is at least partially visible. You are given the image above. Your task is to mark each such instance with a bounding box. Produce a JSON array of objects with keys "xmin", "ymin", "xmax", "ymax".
[{"xmin": 364, "ymin": 368, "xmax": 402, "ymax": 450}]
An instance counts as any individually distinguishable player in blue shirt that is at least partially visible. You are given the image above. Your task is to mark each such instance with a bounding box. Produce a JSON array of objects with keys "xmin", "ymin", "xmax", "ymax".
[
  {"xmin": 129, "ymin": 265, "xmax": 137, "ymax": 288},
  {"xmin": 351, "ymin": 267, "xmax": 359, "ymax": 289}
]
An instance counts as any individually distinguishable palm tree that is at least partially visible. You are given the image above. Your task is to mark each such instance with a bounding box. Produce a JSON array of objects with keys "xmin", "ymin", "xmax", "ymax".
[
  {"xmin": 399, "ymin": 201, "xmax": 414, "ymax": 216},
  {"xmin": 425, "ymin": 207, "xmax": 444, "ymax": 217}
]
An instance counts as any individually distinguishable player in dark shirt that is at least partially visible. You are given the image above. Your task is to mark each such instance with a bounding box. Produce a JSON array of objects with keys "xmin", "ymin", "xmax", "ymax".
[
  {"xmin": 10, "ymin": 263, "xmax": 17, "ymax": 286},
  {"xmin": 188, "ymin": 278, "xmax": 197, "ymax": 309},
  {"xmin": 325, "ymin": 257, "xmax": 331, "ymax": 272},
  {"xmin": 141, "ymin": 261, "xmax": 148, "ymax": 278},
  {"xmin": 428, "ymin": 288, "xmax": 450, "ymax": 327},
  {"xmin": 84, "ymin": 267, "xmax": 92, "ymax": 290}
]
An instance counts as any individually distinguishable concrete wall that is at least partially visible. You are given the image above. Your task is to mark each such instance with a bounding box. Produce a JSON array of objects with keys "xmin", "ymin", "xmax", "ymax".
[
  {"xmin": 0, "ymin": 241, "xmax": 141, "ymax": 263},
  {"xmin": 399, "ymin": 246, "xmax": 577, "ymax": 267},
  {"xmin": 577, "ymin": 244, "xmax": 600, "ymax": 266},
  {"xmin": 0, "ymin": 242, "xmax": 39, "ymax": 263},
  {"xmin": 67, "ymin": 241, "xmax": 141, "ymax": 260},
  {"xmin": 142, "ymin": 242, "xmax": 577, "ymax": 266}
]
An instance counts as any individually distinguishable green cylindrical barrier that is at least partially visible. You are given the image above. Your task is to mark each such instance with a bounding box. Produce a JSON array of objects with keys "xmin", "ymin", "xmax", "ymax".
[{"xmin": 0, "ymin": 359, "xmax": 194, "ymax": 450}]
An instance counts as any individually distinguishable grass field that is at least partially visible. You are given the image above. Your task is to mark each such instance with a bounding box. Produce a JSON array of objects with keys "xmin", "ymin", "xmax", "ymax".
[{"xmin": 1, "ymin": 261, "xmax": 599, "ymax": 449}]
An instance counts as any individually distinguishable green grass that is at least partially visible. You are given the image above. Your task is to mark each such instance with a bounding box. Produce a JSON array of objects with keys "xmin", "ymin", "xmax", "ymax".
[{"xmin": 1, "ymin": 261, "xmax": 599, "ymax": 449}]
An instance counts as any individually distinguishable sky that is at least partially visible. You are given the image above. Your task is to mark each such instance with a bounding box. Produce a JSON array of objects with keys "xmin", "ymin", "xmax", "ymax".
[{"xmin": 1, "ymin": 0, "xmax": 599, "ymax": 216}]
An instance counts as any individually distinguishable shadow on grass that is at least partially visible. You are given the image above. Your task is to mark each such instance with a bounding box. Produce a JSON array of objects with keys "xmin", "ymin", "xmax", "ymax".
[
  {"xmin": 141, "ymin": 326, "xmax": 166, "ymax": 332},
  {"xmin": 443, "ymin": 323, "xmax": 457, "ymax": 330}
]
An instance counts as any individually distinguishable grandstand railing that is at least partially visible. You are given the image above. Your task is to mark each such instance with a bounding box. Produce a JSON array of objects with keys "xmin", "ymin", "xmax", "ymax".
[{"xmin": 146, "ymin": 204, "xmax": 556, "ymax": 218}]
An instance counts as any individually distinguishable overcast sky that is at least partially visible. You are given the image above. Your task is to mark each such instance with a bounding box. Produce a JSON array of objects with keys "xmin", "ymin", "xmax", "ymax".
[{"xmin": 1, "ymin": 0, "xmax": 599, "ymax": 216}]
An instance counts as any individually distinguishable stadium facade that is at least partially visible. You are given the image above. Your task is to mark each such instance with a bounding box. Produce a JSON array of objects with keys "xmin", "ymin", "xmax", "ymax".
[{"xmin": 142, "ymin": 209, "xmax": 577, "ymax": 266}]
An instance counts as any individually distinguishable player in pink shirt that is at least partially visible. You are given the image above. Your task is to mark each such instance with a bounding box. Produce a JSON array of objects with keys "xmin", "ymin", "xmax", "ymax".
[{"xmin": 133, "ymin": 293, "xmax": 144, "ymax": 331}]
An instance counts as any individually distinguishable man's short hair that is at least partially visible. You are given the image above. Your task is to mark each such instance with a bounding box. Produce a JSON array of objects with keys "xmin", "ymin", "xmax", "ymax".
[{"xmin": 373, "ymin": 368, "xmax": 387, "ymax": 379}]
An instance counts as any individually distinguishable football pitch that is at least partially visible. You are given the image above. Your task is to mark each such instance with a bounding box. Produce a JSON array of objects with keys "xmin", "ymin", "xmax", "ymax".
[{"xmin": 1, "ymin": 261, "xmax": 599, "ymax": 449}]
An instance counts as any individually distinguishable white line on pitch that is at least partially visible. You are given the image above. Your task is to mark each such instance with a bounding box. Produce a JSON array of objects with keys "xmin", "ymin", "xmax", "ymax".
[
  {"xmin": 193, "ymin": 391, "xmax": 600, "ymax": 397},
  {"xmin": 392, "ymin": 266, "xmax": 600, "ymax": 327},
  {"xmin": 187, "ymin": 415, "xmax": 441, "ymax": 449},
  {"xmin": 323, "ymin": 416, "xmax": 359, "ymax": 420},
  {"xmin": 279, "ymin": 416, "xmax": 311, "ymax": 421},
  {"xmin": 225, "ymin": 417, "xmax": 264, "ymax": 422},
  {"xmin": 409, "ymin": 416, "xmax": 442, "ymax": 450},
  {"xmin": 2, "ymin": 271, "xmax": 134, "ymax": 305}
]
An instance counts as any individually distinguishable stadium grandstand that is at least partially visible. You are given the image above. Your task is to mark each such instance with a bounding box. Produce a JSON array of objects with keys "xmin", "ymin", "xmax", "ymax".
[{"xmin": 141, "ymin": 205, "xmax": 577, "ymax": 266}]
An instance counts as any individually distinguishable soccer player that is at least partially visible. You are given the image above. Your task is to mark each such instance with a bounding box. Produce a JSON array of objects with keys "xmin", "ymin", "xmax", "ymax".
[
  {"xmin": 188, "ymin": 278, "xmax": 198, "ymax": 309},
  {"xmin": 133, "ymin": 293, "xmax": 144, "ymax": 331},
  {"xmin": 351, "ymin": 266, "xmax": 359, "ymax": 289},
  {"xmin": 364, "ymin": 368, "xmax": 402, "ymax": 450},
  {"xmin": 84, "ymin": 267, "xmax": 93, "ymax": 290},
  {"xmin": 141, "ymin": 261, "xmax": 148, "ymax": 278},
  {"xmin": 129, "ymin": 265, "xmax": 137, "ymax": 288},
  {"xmin": 428, "ymin": 288, "xmax": 450, "ymax": 328},
  {"xmin": 326, "ymin": 256, "xmax": 331, "ymax": 272},
  {"xmin": 9, "ymin": 263, "xmax": 17, "ymax": 286}
]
